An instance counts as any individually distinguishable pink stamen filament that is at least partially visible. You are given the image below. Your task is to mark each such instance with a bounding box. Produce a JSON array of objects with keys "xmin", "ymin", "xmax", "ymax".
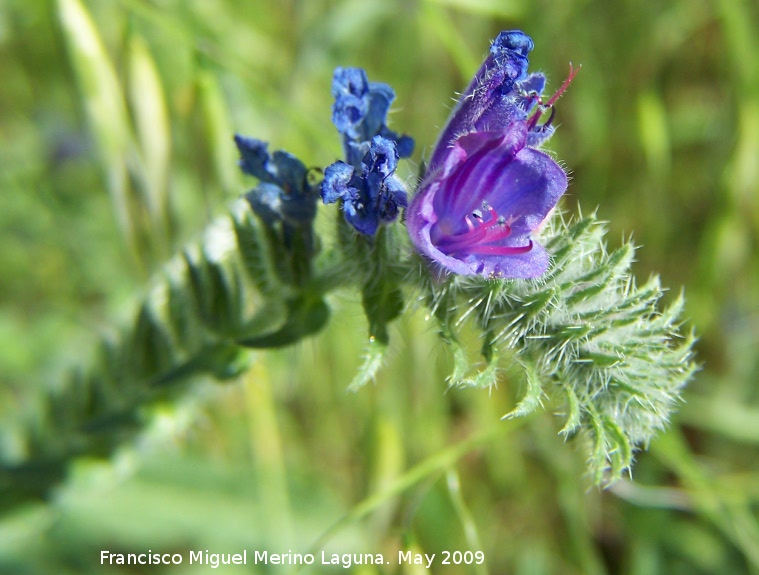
[
  {"xmin": 437, "ymin": 205, "xmax": 532, "ymax": 256},
  {"xmin": 465, "ymin": 240, "xmax": 533, "ymax": 256},
  {"xmin": 526, "ymin": 62, "xmax": 581, "ymax": 130}
]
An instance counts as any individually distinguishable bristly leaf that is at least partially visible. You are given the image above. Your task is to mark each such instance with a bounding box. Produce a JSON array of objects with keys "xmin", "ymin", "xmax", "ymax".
[
  {"xmin": 1, "ymin": 200, "xmax": 315, "ymax": 511},
  {"xmin": 349, "ymin": 338, "xmax": 388, "ymax": 391},
  {"xmin": 238, "ymin": 295, "xmax": 330, "ymax": 349},
  {"xmin": 419, "ymin": 211, "xmax": 696, "ymax": 483},
  {"xmin": 502, "ymin": 359, "xmax": 544, "ymax": 419}
]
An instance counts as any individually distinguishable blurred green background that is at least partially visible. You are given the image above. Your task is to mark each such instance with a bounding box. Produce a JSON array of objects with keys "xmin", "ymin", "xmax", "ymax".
[{"xmin": 1, "ymin": 0, "xmax": 759, "ymax": 573}]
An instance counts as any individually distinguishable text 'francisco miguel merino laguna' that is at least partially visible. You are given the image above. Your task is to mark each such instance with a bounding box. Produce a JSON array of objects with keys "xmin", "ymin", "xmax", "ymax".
[{"xmin": 99, "ymin": 549, "xmax": 459, "ymax": 569}]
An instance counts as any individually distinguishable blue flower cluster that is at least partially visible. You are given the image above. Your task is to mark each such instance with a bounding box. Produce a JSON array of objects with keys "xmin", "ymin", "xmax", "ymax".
[
  {"xmin": 234, "ymin": 135, "xmax": 320, "ymax": 270},
  {"xmin": 321, "ymin": 68, "xmax": 414, "ymax": 236},
  {"xmin": 234, "ymin": 135, "xmax": 317, "ymax": 226},
  {"xmin": 321, "ymin": 135, "xmax": 408, "ymax": 236}
]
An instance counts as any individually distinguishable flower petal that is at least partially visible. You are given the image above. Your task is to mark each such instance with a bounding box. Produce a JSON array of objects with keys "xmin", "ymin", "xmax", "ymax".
[
  {"xmin": 431, "ymin": 124, "xmax": 527, "ymax": 221},
  {"xmin": 321, "ymin": 161, "xmax": 356, "ymax": 204},
  {"xmin": 428, "ymin": 30, "xmax": 535, "ymax": 172}
]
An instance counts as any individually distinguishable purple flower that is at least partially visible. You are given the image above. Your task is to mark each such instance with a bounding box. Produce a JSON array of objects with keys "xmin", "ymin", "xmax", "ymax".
[{"xmin": 407, "ymin": 30, "xmax": 577, "ymax": 278}]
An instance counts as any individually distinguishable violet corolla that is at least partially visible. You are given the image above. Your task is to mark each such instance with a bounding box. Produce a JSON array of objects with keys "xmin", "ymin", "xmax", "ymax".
[{"xmin": 407, "ymin": 30, "xmax": 578, "ymax": 278}]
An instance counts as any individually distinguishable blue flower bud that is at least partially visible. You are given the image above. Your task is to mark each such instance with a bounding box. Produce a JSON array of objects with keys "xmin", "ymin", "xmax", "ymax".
[
  {"xmin": 234, "ymin": 135, "xmax": 316, "ymax": 226},
  {"xmin": 325, "ymin": 67, "xmax": 414, "ymax": 236},
  {"xmin": 321, "ymin": 136, "xmax": 408, "ymax": 237}
]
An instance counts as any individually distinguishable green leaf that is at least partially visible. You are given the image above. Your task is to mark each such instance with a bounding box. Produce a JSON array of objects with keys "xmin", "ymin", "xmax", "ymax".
[
  {"xmin": 238, "ymin": 296, "xmax": 330, "ymax": 349},
  {"xmin": 348, "ymin": 338, "xmax": 388, "ymax": 391},
  {"xmin": 503, "ymin": 359, "xmax": 544, "ymax": 419},
  {"xmin": 427, "ymin": 213, "xmax": 696, "ymax": 483}
]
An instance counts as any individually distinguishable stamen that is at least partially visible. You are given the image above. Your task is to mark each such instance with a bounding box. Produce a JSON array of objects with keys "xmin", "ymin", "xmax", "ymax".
[
  {"xmin": 518, "ymin": 88, "xmax": 543, "ymax": 109},
  {"xmin": 537, "ymin": 106, "xmax": 556, "ymax": 132},
  {"xmin": 525, "ymin": 107, "xmax": 544, "ymax": 132},
  {"xmin": 525, "ymin": 63, "xmax": 580, "ymax": 131},
  {"xmin": 436, "ymin": 204, "xmax": 530, "ymax": 257},
  {"xmin": 465, "ymin": 240, "xmax": 533, "ymax": 256}
]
